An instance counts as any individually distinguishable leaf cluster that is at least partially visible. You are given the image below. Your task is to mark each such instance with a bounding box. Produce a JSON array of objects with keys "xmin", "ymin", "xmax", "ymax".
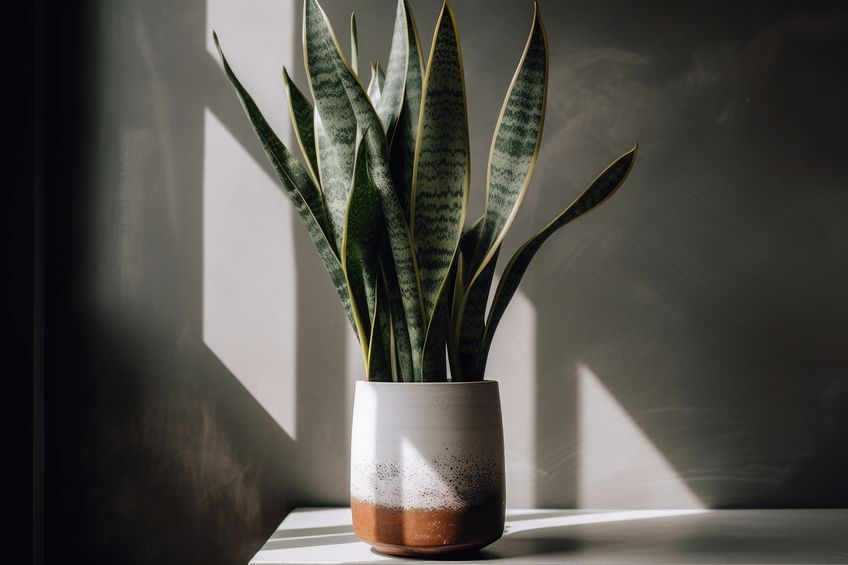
[{"xmin": 214, "ymin": 0, "xmax": 637, "ymax": 382}]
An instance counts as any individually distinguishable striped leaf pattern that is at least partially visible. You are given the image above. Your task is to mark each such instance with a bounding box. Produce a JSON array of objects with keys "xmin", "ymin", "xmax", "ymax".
[
  {"xmin": 365, "ymin": 130, "xmax": 426, "ymax": 380},
  {"xmin": 305, "ymin": 0, "xmax": 428, "ymax": 380},
  {"xmin": 477, "ymin": 146, "xmax": 638, "ymax": 375},
  {"xmin": 282, "ymin": 67, "xmax": 321, "ymax": 189},
  {"xmin": 388, "ymin": 0, "xmax": 424, "ymax": 218},
  {"xmin": 214, "ymin": 33, "xmax": 354, "ymax": 331},
  {"xmin": 366, "ymin": 62, "xmax": 385, "ymax": 106},
  {"xmin": 343, "ymin": 140, "xmax": 383, "ymax": 351},
  {"xmin": 217, "ymin": 0, "xmax": 637, "ymax": 382},
  {"xmin": 304, "ymin": 0, "xmax": 357, "ymax": 252},
  {"xmin": 450, "ymin": 4, "xmax": 548, "ymax": 378},
  {"xmin": 455, "ymin": 245, "xmax": 498, "ymax": 380},
  {"xmin": 422, "ymin": 283, "xmax": 450, "ymax": 381},
  {"xmin": 367, "ymin": 275, "xmax": 393, "ymax": 381},
  {"xmin": 377, "ymin": 0, "xmax": 413, "ymax": 137},
  {"xmin": 412, "ymin": 0, "xmax": 469, "ymax": 330},
  {"xmin": 305, "ymin": 0, "xmax": 427, "ymax": 379},
  {"xmin": 381, "ymin": 255, "xmax": 414, "ymax": 382},
  {"xmin": 470, "ymin": 3, "xmax": 548, "ymax": 279},
  {"xmin": 452, "ymin": 219, "xmax": 485, "ymax": 379}
]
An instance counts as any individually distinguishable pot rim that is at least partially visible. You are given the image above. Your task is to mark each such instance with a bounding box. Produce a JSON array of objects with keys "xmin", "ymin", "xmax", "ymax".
[{"xmin": 355, "ymin": 379, "xmax": 498, "ymax": 386}]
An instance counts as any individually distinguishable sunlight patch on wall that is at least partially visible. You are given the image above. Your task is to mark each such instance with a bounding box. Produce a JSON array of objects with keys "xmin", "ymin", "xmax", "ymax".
[
  {"xmin": 206, "ymin": 0, "xmax": 296, "ymax": 135},
  {"xmin": 578, "ymin": 363, "xmax": 702, "ymax": 508},
  {"xmin": 203, "ymin": 108, "xmax": 297, "ymax": 437}
]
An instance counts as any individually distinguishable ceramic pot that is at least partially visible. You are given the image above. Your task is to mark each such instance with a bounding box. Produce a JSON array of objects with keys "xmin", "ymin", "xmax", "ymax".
[{"xmin": 350, "ymin": 380, "xmax": 505, "ymax": 556}]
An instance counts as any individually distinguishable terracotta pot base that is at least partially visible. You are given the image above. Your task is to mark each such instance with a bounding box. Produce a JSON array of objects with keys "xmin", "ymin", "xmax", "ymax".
[
  {"xmin": 352, "ymin": 497, "xmax": 503, "ymax": 555},
  {"xmin": 350, "ymin": 381, "xmax": 506, "ymax": 557},
  {"xmin": 370, "ymin": 539, "xmax": 494, "ymax": 557}
]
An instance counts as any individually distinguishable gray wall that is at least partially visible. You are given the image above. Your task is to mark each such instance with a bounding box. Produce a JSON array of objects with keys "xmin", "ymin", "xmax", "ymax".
[{"xmin": 46, "ymin": 0, "xmax": 848, "ymax": 564}]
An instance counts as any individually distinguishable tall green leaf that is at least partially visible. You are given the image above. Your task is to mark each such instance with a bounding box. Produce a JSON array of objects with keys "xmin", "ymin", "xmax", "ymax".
[
  {"xmin": 447, "ymin": 251, "xmax": 464, "ymax": 379},
  {"xmin": 343, "ymin": 139, "xmax": 383, "ymax": 354},
  {"xmin": 381, "ymin": 255, "xmax": 413, "ymax": 381},
  {"xmin": 366, "ymin": 62, "xmax": 385, "ymax": 106},
  {"xmin": 450, "ymin": 219, "xmax": 486, "ymax": 379},
  {"xmin": 378, "ymin": 0, "xmax": 412, "ymax": 138},
  {"xmin": 422, "ymin": 282, "xmax": 450, "ymax": 381},
  {"xmin": 455, "ymin": 245, "xmax": 498, "ymax": 380},
  {"xmin": 214, "ymin": 33, "xmax": 353, "ymax": 330},
  {"xmin": 350, "ymin": 12, "xmax": 359, "ymax": 78},
  {"xmin": 304, "ymin": 0, "xmax": 357, "ymax": 252},
  {"xmin": 367, "ymin": 275, "xmax": 393, "ymax": 381},
  {"xmin": 303, "ymin": 0, "xmax": 425, "ymax": 379},
  {"xmin": 477, "ymin": 145, "xmax": 638, "ymax": 376},
  {"xmin": 469, "ymin": 2, "xmax": 548, "ymax": 279},
  {"xmin": 282, "ymin": 67, "xmax": 321, "ymax": 189},
  {"xmin": 449, "ymin": 8, "xmax": 543, "ymax": 375},
  {"xmin": 387, "ymin": 0, "xmax": 424, "ymax": 219},
  {"xmin": 365, "ymin": 130, "xmax": 426, "ymax": 380},
  {"xmin": 412, "ymin": 0, "xmax": 469, "ymax": 349},
  {"xmin": 454, "ymin": 4, "xmax": 547, "ymax": 379}
]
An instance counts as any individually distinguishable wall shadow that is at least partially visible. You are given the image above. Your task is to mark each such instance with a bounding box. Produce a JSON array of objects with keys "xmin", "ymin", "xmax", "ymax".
[
  {"xmin": 44, "ymin": 6, "xmax": 848, "ymax": 565},
  {"xmin": 524, "ymin": 0, "xmax": 848, "ymax": 507},
  {"xmin": 293, "ymin": 0, "xmax": 848, "ymax": 508},
  {"xmin": 42, "ymin": 0, "xmax": 341, "ymax": 564},
  {"xmin": 288, "ymin": 2, "xmax": 350, "ymax": 503}
]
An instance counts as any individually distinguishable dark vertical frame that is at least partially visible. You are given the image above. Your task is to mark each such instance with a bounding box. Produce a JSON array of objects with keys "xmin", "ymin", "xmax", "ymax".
[
  {"xmin": 4, "ymin": 0, "xmax": 44, "ymax": 561},
  {"xmin": 33, "ymin": 0, "xmax": 45, "ymax": 559}
]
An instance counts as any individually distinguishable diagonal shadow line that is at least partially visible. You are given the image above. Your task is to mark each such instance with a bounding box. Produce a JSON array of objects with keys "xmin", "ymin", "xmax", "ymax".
[
  {"xmin": 505, "ymin": 511, "xmax": 577, "ymax": 523},
  {"xmin": 203, "ymin": 0, "xmax": 698, "ymax": 514},
  {"xmin": 203, "ymin": 53, "xmax": 282, "ymax": 192},
  {"xmin": 270, "ymin": 525, "xmax": 354, "ymax": 539},
  {"xmin": 204, "ymin": 0, "xmax": 349, "ymax": 509},
  {"xmin": 262, "ymin": 533, "xmax": 361, "ymax": 551}
]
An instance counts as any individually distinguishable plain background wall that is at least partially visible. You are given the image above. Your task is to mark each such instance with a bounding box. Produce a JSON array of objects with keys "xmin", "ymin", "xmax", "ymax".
[{"xmin": 43, "ymin": 0, "xmax": 847, "ymax": 564}]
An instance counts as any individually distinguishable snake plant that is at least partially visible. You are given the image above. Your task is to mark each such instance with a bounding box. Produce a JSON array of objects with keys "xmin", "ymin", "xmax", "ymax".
[{"xmin": 214, "ymin": 0, "xmax": 637, "ymax": 382}]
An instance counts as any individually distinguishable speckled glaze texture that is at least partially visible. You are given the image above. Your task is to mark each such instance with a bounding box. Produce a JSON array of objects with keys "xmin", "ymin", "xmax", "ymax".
[{"xmin": 350, "ymin": 380, "xmax": 505, "ymax": 556}]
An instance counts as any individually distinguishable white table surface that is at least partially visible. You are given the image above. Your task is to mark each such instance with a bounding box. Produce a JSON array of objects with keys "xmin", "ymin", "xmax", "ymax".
[{"xmin": 249, "ymin": 507, "xmax": 848, "ymax": 565}]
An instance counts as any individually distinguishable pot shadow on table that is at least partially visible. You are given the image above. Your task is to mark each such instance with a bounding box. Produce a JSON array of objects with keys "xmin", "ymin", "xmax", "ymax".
[{"xmin": 353, "ymin": 511, "xmax": 848, "ymax": 563}]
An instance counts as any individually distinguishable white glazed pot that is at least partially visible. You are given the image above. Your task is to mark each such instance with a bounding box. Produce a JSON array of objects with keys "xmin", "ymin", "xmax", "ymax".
[{"xmin": 350, "ymin": 380, "xmax": 505, "ymax": 556}]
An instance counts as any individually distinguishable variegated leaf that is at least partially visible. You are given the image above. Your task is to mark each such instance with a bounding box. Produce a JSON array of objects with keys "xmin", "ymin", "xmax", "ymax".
[
  {"xmin": 477, "ymin": 145, "xmax": 638, "ymax": 376},
  {"xmin": 302, "ymin": 0, "xmax": 427, "ymax": 379},
  {"xmin": 455, "ymin": 245, "xmax": 498, "ymax": 380},
  {"xmin": 304, "ymin": 0, "xmax": 357, "ymax": 252},
  {"xmin": 365, "ymin": 130, "xmax": 426, "ymax": 380},
  {"xmin": 387, "ymin": 0, "xmax": 424, "ymax": 220},
  {"xmin": 282, "ymin": 66, "xmax": 321, "ymax": 189},
  {"xmin": 343, "ymin": 139, "xmax": 383, "ymax": 352},
  {"xmin": 378, "ymin": 0, "xmax": 412, "ymax": 138},
  {"xmin": 381, "ymin": 255, "xmax": 414, "ymax": 382},
  {"xmin": 412, "ymin": 0, "xmax": 469, "ymax": 331},
  {"xmin": 469, "ymin": 2, "xmax": 547, "ymax": 280},
  {"xmin": 350, "ymin": 12, "xmax": 359, "ymax": 77},
  {"xmin": 214, "ymin": 33, "xmax": 353, "ymax": 330},
  {"xmin": 367, "ymin": 275, "xmax": 393, "ymax": 381},
  {"xmin": 447, "ymin": 252, "xmax": 464, "ymax": 379},
  {"xmin": 450, "ymin": 218, "xmax": 485, "ymax": 379},
  {"xmin": 452, "ymin": 5, "xmax": 547, "ymax": 380},
  {"xmin": 366, "ymin": 62, "xmax": 385, "ymax": 106},
  {"xmin": 422, "ymin": 281, "xmax": 450, "ymax": 381}
]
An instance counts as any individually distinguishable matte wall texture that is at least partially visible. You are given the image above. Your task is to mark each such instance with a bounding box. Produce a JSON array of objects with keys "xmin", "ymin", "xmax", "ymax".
[{"xmin": 45, "ymin": 1, "xmax": 848, "ymax": 564}]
